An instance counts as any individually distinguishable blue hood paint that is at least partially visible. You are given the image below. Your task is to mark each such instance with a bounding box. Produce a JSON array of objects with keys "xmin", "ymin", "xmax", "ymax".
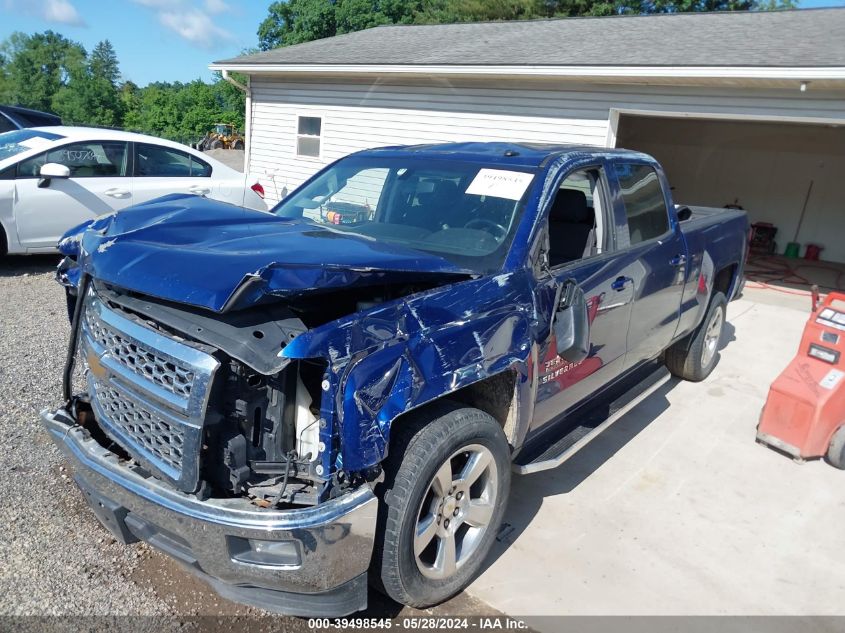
[{"xmin": 59, "ymin": 194, "xmax": 473, "ymax": 312}]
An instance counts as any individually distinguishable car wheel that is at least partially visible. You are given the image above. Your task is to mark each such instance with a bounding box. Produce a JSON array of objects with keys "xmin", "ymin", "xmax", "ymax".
[
  {"xmin": 826, "ymin": 425, "xmax": 845, "ymax": 470},
  {"xmin": 665, "ymin": 291, "xmax": 727, "ymax": 382},
  {"xmin": 372, "ymin": 402, "xmax": 510, "ymax": 608}
]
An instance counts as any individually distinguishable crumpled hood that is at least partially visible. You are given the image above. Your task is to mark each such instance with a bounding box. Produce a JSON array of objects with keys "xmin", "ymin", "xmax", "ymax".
[{"xmin": 60, "ymin": 194, "xmax": 473, "ymax": 312}]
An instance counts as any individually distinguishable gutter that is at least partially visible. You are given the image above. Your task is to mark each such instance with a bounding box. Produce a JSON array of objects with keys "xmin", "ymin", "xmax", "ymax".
[
  {"xmin": 208, "ymin": 64, "xmax": 845, "ymax": 82},
  {"xmin": 222, "ymin": 69, "xmax": 249, "ymax": 92}
]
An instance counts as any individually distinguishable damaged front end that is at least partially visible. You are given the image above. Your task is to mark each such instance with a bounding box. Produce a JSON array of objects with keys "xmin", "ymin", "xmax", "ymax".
[
  {"xmin": 44, "ymin": 193, "xmax": 534, "ymax": 615},
  {"xmin": 44, "ymin": 274, "xmax": 386, "ymax": 615}
]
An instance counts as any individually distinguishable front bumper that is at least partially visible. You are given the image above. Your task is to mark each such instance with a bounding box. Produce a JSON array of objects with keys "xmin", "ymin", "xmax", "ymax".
[{"xmin": 42, "ymin": 407, "xmax": 378, "ymax": 617}]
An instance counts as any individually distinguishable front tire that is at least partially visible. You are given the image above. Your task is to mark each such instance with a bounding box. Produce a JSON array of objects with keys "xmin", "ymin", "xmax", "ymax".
[
  {"xmin": 665, "ymin": 291, "xmax": 727, "ymax": 382},
  {"xmin": 826, "ymin": 426, "xmax": 845, "ymax": 470},
  {"xmin": 373, "ymin": 403, "xmax": 510, "ymax": 608}
]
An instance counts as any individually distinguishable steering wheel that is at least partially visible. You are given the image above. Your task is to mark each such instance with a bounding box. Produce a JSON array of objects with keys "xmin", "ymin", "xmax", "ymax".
[{"xmin": 464, "ymin": 218, "xmax": 508, "ymax": 240}]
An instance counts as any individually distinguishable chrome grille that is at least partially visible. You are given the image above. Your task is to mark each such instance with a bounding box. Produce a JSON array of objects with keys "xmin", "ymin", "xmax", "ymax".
[
  {"xmin": 93, "ymin": 378, "xmax": 185, "ymax": 473},
  {"xmin": 80, "ymin": 291, "xmax": 220, "ymax": 491},
  {"xmin": 85, "ymin": 308, "xmax": 195, "ymax": 399}
]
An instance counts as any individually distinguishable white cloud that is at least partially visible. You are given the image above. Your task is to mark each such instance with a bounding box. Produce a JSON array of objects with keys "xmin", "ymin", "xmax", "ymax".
[
  {"xmin": 158, "ymin": 8, "xmax": 234, "ymax": 49},
  {"xmin": 130, "ymin": 0, "xmax": 234, "ymax": 50},
  {"xmin": 43, "ymin": 0, "xmax": 85, "ymax": 25},
  {"xmin": 131, "ymin": 0, "xmax": 175, "ymax": 7},
  {"xmin": 204, "ymin": 0, "xmax": 230, "ymax": 15},
  {"xmin": 3, "ymin": 0, "xmax": 86, "ymax": 26}
]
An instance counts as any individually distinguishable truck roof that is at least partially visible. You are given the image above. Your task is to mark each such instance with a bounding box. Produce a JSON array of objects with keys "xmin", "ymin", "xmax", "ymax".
[{"xmin": 358, "ymin": 141, "xmax": 652, "ymax": 168}]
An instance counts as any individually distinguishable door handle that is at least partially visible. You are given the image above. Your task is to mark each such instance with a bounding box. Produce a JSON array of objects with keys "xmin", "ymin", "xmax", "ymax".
[
  {"xmin": 104, "ymin": 188, "xmax": 130, "ymax": 198},
  {"xmin": 189, "ymin": 186, "xmax": 211, "ymax": 195},
  {"xmin": 670, "ymin": 254, "xmax": 687, "ymax": 267},
  {"xmin": 611, "ymin": 276, "xmax": 632, "ymax": 291}
]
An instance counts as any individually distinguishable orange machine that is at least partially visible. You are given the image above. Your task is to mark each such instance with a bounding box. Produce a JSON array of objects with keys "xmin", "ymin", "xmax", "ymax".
[{"xmin": 757, "ymin": 291, "xmax": 845, "ymax": 468}]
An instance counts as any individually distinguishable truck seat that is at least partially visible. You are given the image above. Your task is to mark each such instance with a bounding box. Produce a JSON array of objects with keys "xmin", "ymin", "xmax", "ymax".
[
  {"xmin": 410, "ymin": 180, "xmax": 461, "ymax": 231},
  {"xmin": 548, "ymin": 189, "xmax": 595, "ymax": 266}
]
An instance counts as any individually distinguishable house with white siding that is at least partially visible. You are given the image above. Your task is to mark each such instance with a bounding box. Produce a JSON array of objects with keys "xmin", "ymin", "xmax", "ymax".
[{"xmin": 211, "ymin": 8, "xmax": 845, "ymax": 262}]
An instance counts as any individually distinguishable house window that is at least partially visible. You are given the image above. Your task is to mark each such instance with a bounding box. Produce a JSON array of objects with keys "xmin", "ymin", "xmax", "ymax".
[{"xmin": 296, "ymin": 116, "xmax": 321, "ymax": 158}]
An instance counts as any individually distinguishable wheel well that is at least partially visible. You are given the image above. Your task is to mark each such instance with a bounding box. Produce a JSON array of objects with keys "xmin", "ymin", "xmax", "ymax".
[
  {"xmin": 386, "ymin": 371, "xmax": 519, "ymax": 456},
  {"xmin": 447, "ymin": 371, "xmax": 518, "ymax": 443},
  {"xmin": 0, "ymin": 222, "xmax": 7, "ymax": 256},
  {"xmin": 713, "ymin": 264, "xmax": 737, "ymax": 298}
]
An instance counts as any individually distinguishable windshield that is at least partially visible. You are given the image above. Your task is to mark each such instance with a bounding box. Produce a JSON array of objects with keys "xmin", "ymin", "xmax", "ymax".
[
  {"xmin": 0, "ymin": 129, "xmax": 63, "ymax": 162},
  {"xmin": 271, "ymin": 156, "xmax": 536, "ymax": 273}
]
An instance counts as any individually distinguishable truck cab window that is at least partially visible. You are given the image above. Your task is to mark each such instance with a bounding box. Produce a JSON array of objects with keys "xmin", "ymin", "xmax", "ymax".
[
  {"xmin": 547, "ymin": 168, "xmax": 606, "ymax": 267},
  {"xmin": 616, "ymin": 163, "xmax": 670, "ymax": 245}
]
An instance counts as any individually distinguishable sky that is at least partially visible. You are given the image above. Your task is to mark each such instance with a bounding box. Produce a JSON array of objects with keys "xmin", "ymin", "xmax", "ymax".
[
  {"xmin": 0, "ymin": 0, "xmax": 269, "ymax": 86},
  {"xmin": 1, "ymin": 0, "xmax": 844, "ymax": 87}
]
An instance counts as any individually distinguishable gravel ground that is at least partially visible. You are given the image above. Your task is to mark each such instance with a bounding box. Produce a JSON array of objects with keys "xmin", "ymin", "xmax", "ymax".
[
  {"xmin": 0, "ymin": 255, "xmax": 497, "ymax": 628},
  {"xmin": 203, "ymin": 149, "xmax": 244, "ymax": 172},
  {"xmin": 0, "ymin": 255, "xmax": 169, "ymax": 617}
]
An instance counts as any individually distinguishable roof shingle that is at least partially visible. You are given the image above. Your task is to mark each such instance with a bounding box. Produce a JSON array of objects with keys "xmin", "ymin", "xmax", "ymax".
[{"xmin": 215, "ymin": 8, "xmax": 845, "ymax": 69}]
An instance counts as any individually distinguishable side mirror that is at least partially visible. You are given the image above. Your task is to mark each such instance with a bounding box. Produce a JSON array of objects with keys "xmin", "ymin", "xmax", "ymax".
[
  {"xmin": 554, "ymin": 280, "xmax": 590, "ymax": 362},
  {"xmin": 38, "ymin": 163, "xmax": 70, "ymax": 188}
]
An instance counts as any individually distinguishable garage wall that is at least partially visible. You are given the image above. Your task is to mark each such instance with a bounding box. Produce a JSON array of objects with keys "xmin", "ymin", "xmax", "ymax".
[
  {"xmin": 617, "ymin": 116, "xmax": 845, "ymax": 263},
  {"xmin": 247, "ymin": 76, "xmax": 607, "ymax": 202},
  {"xmin": 246, "ymin": 75, "xmax": 845, "ymax": 205}
]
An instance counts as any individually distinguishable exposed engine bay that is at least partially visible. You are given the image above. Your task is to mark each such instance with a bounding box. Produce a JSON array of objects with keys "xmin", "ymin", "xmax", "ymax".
[{"xmin": 68, "ymin": 278, "xmax": 440, "ymax": 508}]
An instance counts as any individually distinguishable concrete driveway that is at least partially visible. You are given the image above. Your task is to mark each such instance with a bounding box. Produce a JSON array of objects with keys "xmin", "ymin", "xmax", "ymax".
[{"xmin": 469, "ymin": 288, "xmax": 845, "ymax": 622}]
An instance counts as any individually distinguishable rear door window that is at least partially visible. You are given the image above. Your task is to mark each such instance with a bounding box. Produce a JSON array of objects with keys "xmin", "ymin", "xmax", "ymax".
[
  {"xmin": 0, "ymin": 115, "xmax": 16, "ymax": 133},
  {"xmin": 134, "ymin": 143, "xmax": 211, "ymax": 177},
  {"xmin": 17, "ymin": 141, "xmax": 129, "ymax": 178},
  {"xmin": 615, "ymin": 163, "xmax": 670, "ymax": 245}
]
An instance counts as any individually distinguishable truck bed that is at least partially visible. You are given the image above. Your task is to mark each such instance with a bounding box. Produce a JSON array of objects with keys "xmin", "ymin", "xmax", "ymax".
[{"xmin": 678, "ymin": 204, "xmax": 747, "ymax": 231}]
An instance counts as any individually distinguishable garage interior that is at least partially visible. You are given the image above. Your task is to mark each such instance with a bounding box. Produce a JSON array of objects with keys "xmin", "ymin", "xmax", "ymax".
[{"xmin": 615, "ymin": 114, "xmax": 845, "ymax": 292}]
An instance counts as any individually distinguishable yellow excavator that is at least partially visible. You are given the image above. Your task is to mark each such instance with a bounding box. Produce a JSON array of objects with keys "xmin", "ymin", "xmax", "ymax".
[{"xmin": 196, "ymin": 123, "xmax": 245, "ymax": 151}]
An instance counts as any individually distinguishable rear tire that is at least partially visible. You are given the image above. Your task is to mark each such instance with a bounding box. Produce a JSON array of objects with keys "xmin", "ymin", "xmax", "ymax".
[
  {"xmin": 232, "ymin": 139, "xmax": 244, "ymax": 150},
  {"xmin": 372, "ymin": 402, "xmax": 510, "ymax": 608},
  {"xmin": 826, "ymin": 426, "xmax": 845, "ymax": 470},
  {"xmin": 0, "ymin": 224, "xmax": 7, "ymax": 256},
  {"xmin": 665, "ymin": 292, "xmax": 727, "ymax": 382}
]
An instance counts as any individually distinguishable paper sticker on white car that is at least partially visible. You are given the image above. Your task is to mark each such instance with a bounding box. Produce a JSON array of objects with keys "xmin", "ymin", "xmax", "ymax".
[
  {"xmin": 466, "ymin": 169, "xmax": 534, "ymax": 201},
  {"xmin": 19, "ymin": 136, "xmax": 53, "ymax": 150}
]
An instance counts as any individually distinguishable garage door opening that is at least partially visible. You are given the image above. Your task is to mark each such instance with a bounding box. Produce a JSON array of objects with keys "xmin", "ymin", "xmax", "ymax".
[{"xmin": 614, "ymin": 115, "xmax": 845, "ymax": 271}]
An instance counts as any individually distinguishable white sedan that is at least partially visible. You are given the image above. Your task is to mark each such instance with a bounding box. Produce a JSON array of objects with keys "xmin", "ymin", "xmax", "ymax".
[{"xmin": 0, "ymin": 126, "xmax": 266, "ymax": 255}]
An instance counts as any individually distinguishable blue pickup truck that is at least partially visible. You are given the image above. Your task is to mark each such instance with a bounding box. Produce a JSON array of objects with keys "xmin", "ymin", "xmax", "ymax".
[{"xmin": 44, "ymin": 142, "xmax": 747, "ymax": 616}]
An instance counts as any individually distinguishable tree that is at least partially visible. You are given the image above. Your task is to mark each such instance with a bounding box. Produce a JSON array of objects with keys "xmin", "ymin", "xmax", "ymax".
[
  {"xmin": 258, "ymin": 0, "xmax": 337, "ymax": 50},
  {"xmin": 2, "ymin": 31, "xmax": 85, "ymax": 112},
  {"xmin": 0, "ymin": 30, "xmax": 247, "ymax": 144},
  {"xmin": 335, "ymin": 0, "xmax": 418, "ymax": 33},
  {"xmin": 90, "ymin": 40, "xmax": 120, "ymax": 86},
  {"xmin": 257, "ymin": 0, "xmax": 795, "ymax": 50},
  {"xmin": 51, "ymin": 39, "xmax": 123, "ymax": 126}
]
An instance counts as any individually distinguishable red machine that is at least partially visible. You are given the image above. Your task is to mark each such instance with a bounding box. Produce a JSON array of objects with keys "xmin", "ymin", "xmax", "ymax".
[{"xmin": 757, "ymin": 291, "xmax": 845, "ymax": 468}]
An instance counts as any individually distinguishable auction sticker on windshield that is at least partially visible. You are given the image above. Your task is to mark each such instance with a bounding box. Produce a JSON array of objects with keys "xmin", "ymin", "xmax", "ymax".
[{"xmin": 466, "ymin": 168, "xmax": 534, "ymax": 201}]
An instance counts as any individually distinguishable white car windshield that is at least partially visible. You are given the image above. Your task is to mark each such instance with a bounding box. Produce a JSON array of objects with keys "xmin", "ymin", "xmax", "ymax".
[
  {"xmin": 272, "ymin": 156, "xmax": 537, "ymax": 273},
  {"xmin": 0, "ymin": 129, "xmax": 64, "ymax": 162}
]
